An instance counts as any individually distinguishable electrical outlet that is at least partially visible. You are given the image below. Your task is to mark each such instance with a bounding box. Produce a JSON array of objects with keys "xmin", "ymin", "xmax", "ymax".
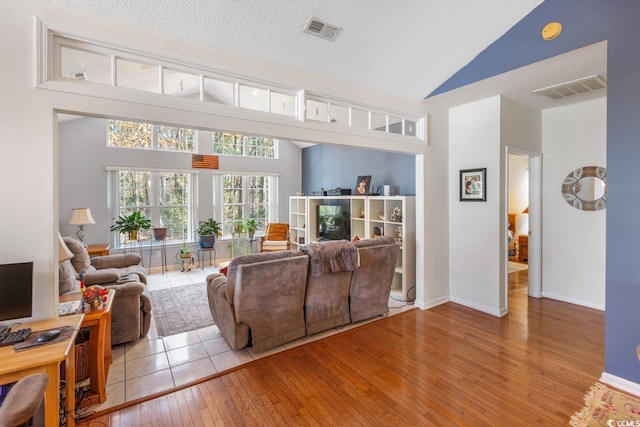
[{"xmin": 155, "ymin": 250, "xmax": 161, "ymax": 258}]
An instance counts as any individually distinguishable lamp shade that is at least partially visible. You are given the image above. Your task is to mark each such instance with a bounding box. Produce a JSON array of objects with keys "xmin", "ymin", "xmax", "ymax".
[
  {"xmin": 58, "ymin": 232, "xmax": 73, "ymax": 262},
  {"xmin": 522, "ymin": 206, "xmax": 529, "ymax": 214},
  {"xmin": 69, "ymin": 208, "xmax": 96, "ymax": 225}
]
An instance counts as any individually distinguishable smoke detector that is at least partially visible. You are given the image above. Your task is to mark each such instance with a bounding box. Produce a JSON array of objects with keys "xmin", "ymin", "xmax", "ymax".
[
  {"xmin": 533, "ymin": 74, "xmax": 607, "ymax": 100},
  {"xmin": 303, "ymin": 17, "xmax": 340, "ymax": 41}
]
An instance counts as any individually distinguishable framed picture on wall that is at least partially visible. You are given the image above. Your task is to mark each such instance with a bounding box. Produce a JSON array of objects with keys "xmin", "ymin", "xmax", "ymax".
[
  {"xmin": 355, "ymin": 175, "xmax": 371, "ymax": 195},
  {"xmin": 460, "ymin": 168, "xmax": 487, "ymax": 201}
]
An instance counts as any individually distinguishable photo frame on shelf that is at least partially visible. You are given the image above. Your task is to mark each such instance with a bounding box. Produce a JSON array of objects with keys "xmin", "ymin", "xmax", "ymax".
[
  {"xmin": 460, "ymin": 168, "xmax": 487, "ymax": 201},
  {"xmin": 355, "ymin": 175, "xmax": 371, "ymax": 195}
]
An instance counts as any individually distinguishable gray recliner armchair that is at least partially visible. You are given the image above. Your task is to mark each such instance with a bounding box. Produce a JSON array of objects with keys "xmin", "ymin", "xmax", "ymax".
[{"xmin": 59, "ymin": 236, "xmax": 152, "ymax": 345}]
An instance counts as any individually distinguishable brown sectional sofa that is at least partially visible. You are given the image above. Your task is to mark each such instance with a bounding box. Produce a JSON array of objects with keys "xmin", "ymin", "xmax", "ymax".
[{"xmin": 206, "ymin": 237, "xmax": 399, "ymax": 352}]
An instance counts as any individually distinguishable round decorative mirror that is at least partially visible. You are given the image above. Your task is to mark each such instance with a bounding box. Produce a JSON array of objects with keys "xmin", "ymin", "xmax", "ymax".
[{"xmin": 561, "ymin": 166, "xmax": 606, "ymax": 211}]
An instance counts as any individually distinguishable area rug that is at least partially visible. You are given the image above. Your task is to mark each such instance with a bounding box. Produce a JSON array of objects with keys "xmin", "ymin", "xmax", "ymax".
[
  {"xmin": 149, "ymin": 282, "xmax": 214, "ymax": 337},
  {"xmin": 508, "ymin": 261, "xmax": 528, "ymax": 273},
  {"xmin": 570, "ymin": 382, "xmax": 640, "ymax": 426}
]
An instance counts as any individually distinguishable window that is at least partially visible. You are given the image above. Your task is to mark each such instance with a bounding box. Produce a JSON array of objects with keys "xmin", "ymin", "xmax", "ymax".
[
  {"xmin": 212, "ymin": 132, "xmax": 277, "ymax": 158},
  {"xmin": 108, "ymin": 120, "xmax": 196, "ymax": 152},
  {"xmin": 221, "ymin": 174, "xmax": 272, "ymax": 236},
  {"xmin": 113, "ymin": 170, "xmax": 193, "ymax": 246}
]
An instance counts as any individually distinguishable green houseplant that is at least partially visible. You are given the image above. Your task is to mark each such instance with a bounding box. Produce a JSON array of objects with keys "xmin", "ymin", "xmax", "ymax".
[
  {"xmin": 110, "ymin": 211, "xmax": 151, "ymax": 240},
  {"xmin": 197, "ymin": 218, "xmax": 221, "ymax": 248},
  {"xmin": 244, "ymin": 218, "xmax": 259, "ymax": 239}
]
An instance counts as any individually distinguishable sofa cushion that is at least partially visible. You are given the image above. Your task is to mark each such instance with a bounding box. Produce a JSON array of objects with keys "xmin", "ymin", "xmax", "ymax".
[
  {"xmin": 59, "ymin": 260, "xmax": 79, "ymax": 295},
  {"xmin": 226, "ymin": 250, "xmax": 303, "ymax": 301},
  {"xmin": 301, "ymin": 240, "xmax": 358, "ymax": 277},
  {"xmin": 63, "ymin": 236, "xmax": 91, "ymax": 271}
]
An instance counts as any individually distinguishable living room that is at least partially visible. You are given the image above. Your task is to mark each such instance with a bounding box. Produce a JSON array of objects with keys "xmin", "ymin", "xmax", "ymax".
[{"xmin": 3, "ymin": 0, "xmax": 640, "ymax": 423}]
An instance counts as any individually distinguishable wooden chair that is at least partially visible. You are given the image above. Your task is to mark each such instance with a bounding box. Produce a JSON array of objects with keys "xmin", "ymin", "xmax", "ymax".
[
  {"xmin": 260, "ymin": 223, "xmax": 291, "ymax": 252},
  {"xmin": 0, "ymin": 373, "xmax": 49, "ymax": 427}
]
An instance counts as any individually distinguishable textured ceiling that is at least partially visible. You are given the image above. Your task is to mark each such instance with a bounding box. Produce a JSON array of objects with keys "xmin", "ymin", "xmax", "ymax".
[{"xmin": 50, "ymin": 0, "xmax": 543, "ymax": 101}]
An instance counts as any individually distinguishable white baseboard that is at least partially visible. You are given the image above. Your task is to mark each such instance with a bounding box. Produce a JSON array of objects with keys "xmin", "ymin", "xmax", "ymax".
[
  {"xmin": 416, "ymin": 295, "xmax": 449, "ymax": 310},
  {"xmin": 541, "ymin": 292, "xmax": 605, "ymax": 311},
  {"xmin": 449, "ymin": 296, "xmax": 502, "ymax": 317},
  {"xmin": 600, "ymin": 372, "xmax": 640, "ymax": 397}
]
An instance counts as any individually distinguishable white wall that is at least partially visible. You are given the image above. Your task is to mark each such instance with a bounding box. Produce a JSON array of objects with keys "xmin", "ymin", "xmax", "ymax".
[
  {"xmin": 541, "ymin": 97, "xmax": 606, "ymax": 309},
  {"xmin": 449, "ymin": 96, "xmax": 502, "ymax": 315},
  {"xmin": 508, "ymin": 155, "xmax": 529, "ymax": 237},
  {"xmin": 1, "ymin": 0, "xmax": 428, "ymax": 321}
]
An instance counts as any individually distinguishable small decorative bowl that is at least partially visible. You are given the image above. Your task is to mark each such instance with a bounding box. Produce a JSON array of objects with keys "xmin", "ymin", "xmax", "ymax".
[{"xmin": 378, "ymin": 211, "xmax": 385, "ymax": 221}]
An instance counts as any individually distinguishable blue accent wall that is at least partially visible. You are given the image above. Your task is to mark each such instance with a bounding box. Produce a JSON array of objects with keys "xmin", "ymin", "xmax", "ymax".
[
  {"xmin": 302, "ymin": 145, "xmax": 415, "ymax": 196},
  {"xmin": 432, "ymin": 0, "xmax": 640, "ymax": 384}
]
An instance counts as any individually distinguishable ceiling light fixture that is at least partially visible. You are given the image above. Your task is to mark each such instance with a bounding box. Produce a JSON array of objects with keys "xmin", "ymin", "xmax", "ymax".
[{"xmin": 541, "ymin": 22, "xmax": 562, "ymax": 41}]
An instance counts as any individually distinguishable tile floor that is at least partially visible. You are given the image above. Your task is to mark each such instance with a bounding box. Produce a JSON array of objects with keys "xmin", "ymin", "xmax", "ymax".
[{"xmin": 77, "ymin": 264, "xmax": 415, "ymax": 417}]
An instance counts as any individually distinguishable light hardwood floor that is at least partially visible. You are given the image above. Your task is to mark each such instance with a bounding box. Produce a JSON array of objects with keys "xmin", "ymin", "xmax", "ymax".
[{"xmin": 79, "ymin": 269, "xmax": 604, "ymax": 426}]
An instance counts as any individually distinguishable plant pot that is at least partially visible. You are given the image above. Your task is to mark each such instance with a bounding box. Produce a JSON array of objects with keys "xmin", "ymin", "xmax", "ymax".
[
  {"xmin": 199, "ymin": 234, "xmax": 216, "ymax": 248},
  {"xmin": 152, "ymin": 227, "xmax": 167, "ymax": 241},
  {"xmin": 128, "ymin": 230, "xmax": 138, "ymax": 241},
  {"xmin": 248, "ymin": 231, "xmax": 255, "ymax": 239}
]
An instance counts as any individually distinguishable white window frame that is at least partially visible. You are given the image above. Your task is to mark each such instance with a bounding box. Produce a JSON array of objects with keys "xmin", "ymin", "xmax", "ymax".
[
  {"xmin": 107, "ymin": 120, "xmax": 198, "ymax": 153},
  {"xmin": 213, "ymin": 172, "xmax": 278, "ymax": 239},
  {"xmin": 107, "ymin": 166, "xmax": 198, "ymax": 248}
]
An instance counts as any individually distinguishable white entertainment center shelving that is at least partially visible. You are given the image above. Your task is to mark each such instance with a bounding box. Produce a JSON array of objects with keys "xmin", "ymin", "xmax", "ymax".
[{"xmin": 289, "ymin": 195, "xmax": 415, "ymax": 301}]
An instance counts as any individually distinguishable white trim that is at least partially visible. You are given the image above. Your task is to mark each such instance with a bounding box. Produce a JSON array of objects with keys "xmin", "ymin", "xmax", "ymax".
[
  {"xmin": 540, "ymin": 292, "xmax": 605, "ymax": 311},
  {"xmin": 600, "ymin": 372, "xmax": 640, "ymax": 397},
  {"xmin": 417, "ymin": 295, "xmax": 450, "ymax": 310},
  {"xmin": 449, "ymin": 296, "xmax": 503, "ymax": 317},
  {"xmin": 105, "ymin": 165, "xmax": 198, "ymax": 174},
  {"xmin": 211, "ymin": 170, "xmax": 279, "ymax": 177}
]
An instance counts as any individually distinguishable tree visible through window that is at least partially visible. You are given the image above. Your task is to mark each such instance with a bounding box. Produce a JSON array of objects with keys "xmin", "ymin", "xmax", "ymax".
[
  {"xmin": 108, "ymin": 120, "xmax": 195, "ymax": 152},
  {"xmin": 212, "ymin": 132, "xmax": 276, "ymax": 158},
  {"xmin": 222, "ymin": 174, "xmax": 270, "ymax": 235}
]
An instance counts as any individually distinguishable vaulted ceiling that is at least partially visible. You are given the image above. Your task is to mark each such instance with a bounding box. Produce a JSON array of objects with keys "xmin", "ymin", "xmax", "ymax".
[{"xmin": 50, "ymin": 0, "xmax": 544, "ymax": 101}]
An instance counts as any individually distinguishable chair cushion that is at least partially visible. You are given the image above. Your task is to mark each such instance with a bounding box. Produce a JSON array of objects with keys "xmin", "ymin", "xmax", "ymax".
[
  {"xmin": 63, "ymin": 236, "xmax": 91, "ymax": 271},
  {"xmin": 262, "ymin": 240, "xmax": 289, "ymax": 247}
]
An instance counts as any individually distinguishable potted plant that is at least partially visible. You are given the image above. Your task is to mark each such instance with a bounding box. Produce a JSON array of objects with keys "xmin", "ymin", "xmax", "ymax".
[
  {"xmin": 197, "ymin": 218, "xmax": 221, "ymax": 248},
  {"xmin": 175, "ymin": 243, "xmax": 192, "ymax": 259},
  {"xmin": 110, "ymin": 211, "xmax": 152, "ymax": 240},
  {"xmin": 245, "ymin": 218, "xmax": 259, "ymax": 239},
  {"xmin": 152, "ymin": 226, "xmax": 167, "ymax": 241}
]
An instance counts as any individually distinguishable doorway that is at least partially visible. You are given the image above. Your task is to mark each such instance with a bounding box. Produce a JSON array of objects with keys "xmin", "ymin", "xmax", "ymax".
[{"xmin": 505, "ymin": 148, "xmax": 542, "ymax": 312}]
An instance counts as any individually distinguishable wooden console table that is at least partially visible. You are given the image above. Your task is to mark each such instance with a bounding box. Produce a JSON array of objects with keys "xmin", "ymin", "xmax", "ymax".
[
  {"xmin": 60, "ymin": 289, "xmax": 114, "ymax": 405},
  {"xmin": 0, "ymin": 314, "xmax": 83, "ymax": 427}
]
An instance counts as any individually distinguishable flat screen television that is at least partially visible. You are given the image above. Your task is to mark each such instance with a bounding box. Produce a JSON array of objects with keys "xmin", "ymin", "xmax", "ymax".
[
  {"xmin": 0, "ymin": 262, "xmax": 33, "ymax": 323},
  {"xmin": 317, "ymin": 201, "xmax": 351, "ymax": 241}
]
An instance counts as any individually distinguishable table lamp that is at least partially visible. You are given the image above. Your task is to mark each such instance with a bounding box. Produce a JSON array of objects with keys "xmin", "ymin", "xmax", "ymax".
[{"xmin": 69, "ymin": 208, "xmax": 95, "ymax": 243}]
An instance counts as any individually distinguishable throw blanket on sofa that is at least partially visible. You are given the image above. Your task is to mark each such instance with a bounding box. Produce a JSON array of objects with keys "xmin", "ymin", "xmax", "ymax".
[{"xmin": 302, "ymin": 240, "xmax": 358, "ymax": 277}]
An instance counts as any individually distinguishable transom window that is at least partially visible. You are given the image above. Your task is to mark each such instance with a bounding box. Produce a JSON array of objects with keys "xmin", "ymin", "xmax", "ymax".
[
  {"xmin": 221, "ymin": 174, "xmax": 271, "ymax": 235},
  {"xmin": 212, "ymin": 132, "xmax": 277, "ymax": 158},
  {"xmin": 113, "ymin": 170, "xmax": 193, "ymax": 246},
  {"xmin": 108, "ymin": 120, "xmax": 196, "ymax": 152}
]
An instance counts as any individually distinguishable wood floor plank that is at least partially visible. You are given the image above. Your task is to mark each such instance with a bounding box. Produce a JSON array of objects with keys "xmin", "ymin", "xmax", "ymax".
[{"xmin": 80, "ymin": 270, "xmax": 604, "ymax": 426}]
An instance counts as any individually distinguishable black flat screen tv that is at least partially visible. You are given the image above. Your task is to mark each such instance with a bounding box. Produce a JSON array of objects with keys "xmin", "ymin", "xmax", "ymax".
[
  {"xmin": 0, "ymin": 262, "xmax": 33, "ymax": 322},
  {"xmin": 317, "ymin": 201, "xmax": 351, "ymax": 241}
]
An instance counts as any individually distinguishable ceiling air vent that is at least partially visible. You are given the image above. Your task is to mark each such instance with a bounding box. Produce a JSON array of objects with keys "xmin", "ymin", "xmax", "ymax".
[
  {"xmin": 533, "ymin": 74, "xmax": 607, "ymax": 100},
  {"xmin": 303, "ymin": 17, "xmax": 340, "ymax": 41}
]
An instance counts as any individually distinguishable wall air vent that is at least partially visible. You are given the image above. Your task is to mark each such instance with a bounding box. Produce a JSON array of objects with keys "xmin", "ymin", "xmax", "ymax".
[
  {"xmin": 303, "ymin": 17, "xmax": 340, "ymax": 41},
  {"xmin": 70, "ymin": 71, "xmax": 88, "ymax": 80},
  {"xmin": 533, "ymin": 74, "xmax": 607, "ymax": 100}
]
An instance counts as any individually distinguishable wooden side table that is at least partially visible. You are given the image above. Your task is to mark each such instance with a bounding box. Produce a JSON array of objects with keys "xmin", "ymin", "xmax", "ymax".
[
  {"xmin": 60, "ymin": 289, "xmax": 115, "ymax": 404},
  {"xmin": 86, "ymin": 243, "xmax": 110, "ymax": 257},
  {"xmin": 518, "ymin": 235, "xmax": 529, "ymax": 262},
  {"xmin": 0, "ymin": 314, "xmax": 83, "ymax": 427}
]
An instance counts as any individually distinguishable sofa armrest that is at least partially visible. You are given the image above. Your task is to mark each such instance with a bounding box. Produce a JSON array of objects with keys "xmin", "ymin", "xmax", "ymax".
[
  {"xmin": 206, "ymin": 273, "xmax": 229, "ymax": 303},
  {"xmin": 84, "ymin": 269, "xmax": 120, "ymax": 286},
  {"xmin": 106, "ymin": 281, "xmax": 145, "ymax": 296},
  {"xmin": 91, "ymin": 253, "xmax": 142, "ymax": 269}
]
